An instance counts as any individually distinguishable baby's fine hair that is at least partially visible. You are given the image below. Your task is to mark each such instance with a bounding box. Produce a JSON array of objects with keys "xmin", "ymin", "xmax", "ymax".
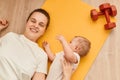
[{"xmin": 75, "ymin": 36, "xmax": 91, "ymax": 57}]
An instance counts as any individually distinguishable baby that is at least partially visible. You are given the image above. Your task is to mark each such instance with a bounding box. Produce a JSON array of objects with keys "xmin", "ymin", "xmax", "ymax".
[{"xmin": 42, "ymin": 35, "xmax": 91, "ymax": 80}]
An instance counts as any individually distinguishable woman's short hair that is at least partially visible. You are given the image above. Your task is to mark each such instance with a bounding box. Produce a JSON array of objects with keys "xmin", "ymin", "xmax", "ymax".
[{"xmin": 27, "ymin": 8, "xmax": 50, "ymax": 29}]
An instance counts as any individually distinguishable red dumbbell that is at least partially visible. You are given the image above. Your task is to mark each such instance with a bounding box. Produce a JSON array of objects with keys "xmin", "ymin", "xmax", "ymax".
[{"xmin": 91, "ymin": 3, "xmax": 117, "ymax": 30}]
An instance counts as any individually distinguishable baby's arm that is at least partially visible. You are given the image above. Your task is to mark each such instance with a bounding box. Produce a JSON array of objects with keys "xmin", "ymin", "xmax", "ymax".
[
  {"xmin": 42, "ymin": 41, "xmax": 55, "ymax": 62},
  {"xmin": 56, "ymin": 35, "xmax": 77, "ymax": 63},
  {"xmin": 0, "ymin": 19, "xmax": 8, "ymax": 31}
]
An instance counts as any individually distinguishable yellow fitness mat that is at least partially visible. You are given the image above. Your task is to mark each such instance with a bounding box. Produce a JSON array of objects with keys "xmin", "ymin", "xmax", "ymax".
[{"xmin": 38, "ymin": 0, "xmax": 115, "ymax": 80}]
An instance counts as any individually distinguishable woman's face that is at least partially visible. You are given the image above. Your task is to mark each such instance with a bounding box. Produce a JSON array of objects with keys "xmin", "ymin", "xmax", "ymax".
[{"xmin": 24, "ymin": 12, "xmax": 48, "ymax": 42}]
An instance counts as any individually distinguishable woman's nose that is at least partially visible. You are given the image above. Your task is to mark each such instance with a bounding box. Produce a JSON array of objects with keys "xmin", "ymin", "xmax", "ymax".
[{"xmin": 34, "ymin": 23, "xmax": 38, "ymax": 28}]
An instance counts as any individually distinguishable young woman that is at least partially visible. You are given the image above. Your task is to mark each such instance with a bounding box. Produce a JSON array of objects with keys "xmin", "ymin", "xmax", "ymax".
[{"xmin": 0, "ymin": 8, "xmax": 50, "ymax": 80}]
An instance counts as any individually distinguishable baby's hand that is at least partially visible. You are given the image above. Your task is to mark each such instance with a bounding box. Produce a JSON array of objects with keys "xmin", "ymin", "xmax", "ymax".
[
  {"xmin": 42, "ymin": 41, "xmax": 49, "ymax": 48},
  {"xmin": 0, "ymin": 19, "xmax": 9, "ymax": 31},
  {"xmin": 56, "ymin": 35, "xmax": 65, "ymax": 41}
]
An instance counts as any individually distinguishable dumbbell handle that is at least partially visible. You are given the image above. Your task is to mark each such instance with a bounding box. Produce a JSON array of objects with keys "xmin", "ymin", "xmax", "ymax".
[
  {"xmin": 98, "ymin": 12, "xmax": 104, "ymax": 15},
  {"xmin": 104, "ymin": 10, "xmax": 110, "ymax": 23}
]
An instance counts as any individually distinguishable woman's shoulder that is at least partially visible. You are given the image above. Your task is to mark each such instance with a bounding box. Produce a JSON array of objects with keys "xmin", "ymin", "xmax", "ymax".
[
  {"xmin": 7, "ymin": 32, "xmax": 17, "ymax": 35},
  {"xmin": 0, "ymin": 32, "xmax": 20, "ymax": 42},
  {"xmin": 2, "ymin": 32, "xmax": 19, "ymax": 40},
  {"xmin": 5, "ymin": 32, "xmax": 19, "ymax": 37}
]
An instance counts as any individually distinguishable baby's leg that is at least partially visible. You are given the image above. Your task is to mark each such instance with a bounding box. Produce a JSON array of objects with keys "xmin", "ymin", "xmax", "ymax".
[{"xmin": 46, "ymin": 53, "xmax": 63, "ymax": 80}]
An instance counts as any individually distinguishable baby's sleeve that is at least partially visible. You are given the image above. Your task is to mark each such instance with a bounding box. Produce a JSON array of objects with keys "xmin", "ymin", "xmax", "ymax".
[{"xmin": 73, "ymin": 52, "xmax": 80, "ymax": 70}]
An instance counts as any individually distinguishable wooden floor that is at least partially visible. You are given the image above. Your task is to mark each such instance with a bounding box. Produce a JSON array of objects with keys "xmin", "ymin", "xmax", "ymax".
[
  {"xmin": 0, "ymin": 0, "xmax": 120, "ymax": 80},
  {"xmin": 82, "ymin": 0, "xmax": 120, "ymax": 80}
]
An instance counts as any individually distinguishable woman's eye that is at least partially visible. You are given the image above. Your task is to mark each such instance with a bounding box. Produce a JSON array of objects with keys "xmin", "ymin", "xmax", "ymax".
[
  {"xmin": 31, "ymin": 20, "xmax": 35, "ymax": 23},
  {"xmin": 39, "ymin": 23, "xmax": 45, "ymax": 27},
  {"xmin": 30, "ymin": 18, "xmax": 36, "ymax": 23}
]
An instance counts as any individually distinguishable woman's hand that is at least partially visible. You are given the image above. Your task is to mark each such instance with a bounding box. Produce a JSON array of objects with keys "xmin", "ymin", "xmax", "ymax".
[
  {"xmin": 0, "ymin": 19, "xmax": 9, "ymax": 31},
  {"xmin": 61, "ymin": 58, "xmax": 73, "ymax": 80}
]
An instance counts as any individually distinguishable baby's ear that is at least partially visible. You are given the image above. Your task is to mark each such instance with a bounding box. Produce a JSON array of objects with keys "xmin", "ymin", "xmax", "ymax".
[
  {"xmin": 75, "ymin": 46, "xmax": 78, "ymax": 49},
  {"xmin": 75, "ymin": 46, "xmax": 81, "ymax": 51},
  {"xmin": 75, "ymin": 46, "xmax": 82, "ymax": 55}
]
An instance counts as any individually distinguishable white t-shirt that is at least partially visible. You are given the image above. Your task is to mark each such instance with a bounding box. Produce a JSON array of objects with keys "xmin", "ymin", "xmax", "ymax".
[
  {"xmin": 46, "ymin": 51, "xmax": 80, "ymax": 80},
  {"xmin": 0, "ymin": 32, "xmax": 48, "ymax": 80}
]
